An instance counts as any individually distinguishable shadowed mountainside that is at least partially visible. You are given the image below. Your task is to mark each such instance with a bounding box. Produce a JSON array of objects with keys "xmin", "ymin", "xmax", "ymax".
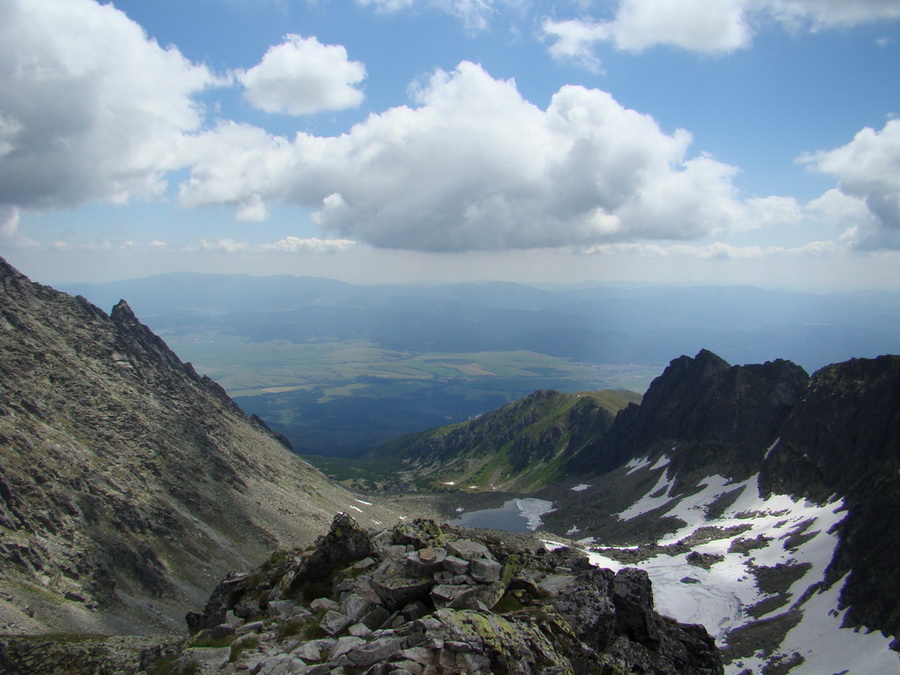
[{"xmin": 537, "ymin": 349, "xmax": 900, "ymax": 665}]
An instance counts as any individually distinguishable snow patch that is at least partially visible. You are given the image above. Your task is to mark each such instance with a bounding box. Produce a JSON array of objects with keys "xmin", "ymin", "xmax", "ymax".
[
  {"xmin": 354, "ymin": 498, "xmax": 372, "ymax": 506},
  {"xmin": 618, "ymin": 466, "xmax": 675, "ymax": 520},
  {"xmin": 515, "ymin": 498, "xmax": 554, "ymax": 531},
  {"xmin": 571, "ymin": 484, "xmax": 590, "ymax": 492},
  {"xmin": 564, "ymin": 471, "xmax": 893, "ymax": 672},
  {"xmin": 735, "ymin": 574, "xmax": 900, "ymax": 675},
  {"xmin": 625, "ymin": 456, "xmax": 651, "ymax": 475},
  {"xmin": 655, "ymin": 475, "xmax": 742, "ymax": 544},
  {"xmin": 649, "ymin": 455, "xmax": 671, "ymax": 471},
  {"xmin": 584, "ymin": 549, "xmax": 624, "ymax": 572}
]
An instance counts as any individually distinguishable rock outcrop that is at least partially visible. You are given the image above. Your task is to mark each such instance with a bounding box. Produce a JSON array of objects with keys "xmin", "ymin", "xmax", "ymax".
[
  {"xmin": 168, "ymin": 514, "xmax": 722, "ymax": 674},
  {"xmin": 0, "ymin": 257, "xmax": 394, "ymax": 635},
  {"xmin": 573, "ymin": 349, "xmax": 809, "ymax": 480},
  {"xmin": 761, "ymin": 355, "xmax": 900, "ymax": 641}
]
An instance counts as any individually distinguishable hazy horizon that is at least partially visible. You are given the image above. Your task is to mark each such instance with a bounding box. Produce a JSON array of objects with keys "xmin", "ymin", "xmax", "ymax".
[{"xmin": 2, "ymin": 1, "xmax": 900, "ymax": 291}]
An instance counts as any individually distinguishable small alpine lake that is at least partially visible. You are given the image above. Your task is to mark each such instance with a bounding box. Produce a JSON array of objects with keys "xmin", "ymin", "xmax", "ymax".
[{"xmin": 449, "ymin": 498, "xmax": 554, "ymax": 532}]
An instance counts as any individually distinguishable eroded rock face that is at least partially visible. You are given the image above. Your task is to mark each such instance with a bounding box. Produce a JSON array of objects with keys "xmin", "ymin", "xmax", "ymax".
[
  {"xmin": 178, "ymin": 514, "xmax": 723, "ymax": 674},
  {"xmin": 762, "ymin": 355, "xmax": 900, "ymax": 640},
  {"xmin": 576, "ymin": 349, "xmax": 809, "ymax": 480}
]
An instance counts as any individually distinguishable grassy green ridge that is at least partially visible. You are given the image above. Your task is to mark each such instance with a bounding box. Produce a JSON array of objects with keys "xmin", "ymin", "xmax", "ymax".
[{"xmin": 363, "ymin": 388, "xmax": 641, "ymax": 493}]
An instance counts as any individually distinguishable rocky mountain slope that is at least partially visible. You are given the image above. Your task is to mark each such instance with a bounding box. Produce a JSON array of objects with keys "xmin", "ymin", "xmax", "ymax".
[
  {"xmin": 0, "ymin": 258, "xmax": 395, "ymax": 635},
  {"xmin": 374, "ymin": 389, "xmax": 640, "ymax": 492},
  {"xmin": 532, "ymin": 349, "xmax": 900, "ymax": 672},
  {"xmin": 129, "ymin": 514, "xmax": 721, "ymax": 675}
]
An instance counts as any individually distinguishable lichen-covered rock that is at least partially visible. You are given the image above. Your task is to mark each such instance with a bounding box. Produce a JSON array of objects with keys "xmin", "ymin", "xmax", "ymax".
[{"xmin": 174, "ymin": 515, "xmax": 723, "ymax": 674}]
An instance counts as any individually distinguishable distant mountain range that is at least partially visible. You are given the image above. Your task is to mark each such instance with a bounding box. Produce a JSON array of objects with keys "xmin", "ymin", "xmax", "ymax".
[
  {"xmin": 61, "ymin": 273, "xmax": 900, "ymax": 458},
  {"xmin": 62, "ymin": 273, "xmax": 900, "ymax": 373}
]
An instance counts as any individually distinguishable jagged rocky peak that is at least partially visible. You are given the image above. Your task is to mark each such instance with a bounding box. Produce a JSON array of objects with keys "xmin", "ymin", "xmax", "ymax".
[
  {"xmin": 636, "ymin": 348, "xmax": 807, "ymax": 447},
  {"xmin": 586, "ymin": 349, "xmax": 809, "ymax": 480},
  {"xmin": 172, "ymin": 514, "xmax": 723, "ymax": 674}
]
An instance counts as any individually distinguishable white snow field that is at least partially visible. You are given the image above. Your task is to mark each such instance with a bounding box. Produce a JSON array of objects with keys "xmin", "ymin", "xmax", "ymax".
[
  {"xmin": 549, "ymin": 460, "xmax": 900, "ymax": 674},
  {"xmin": 515, "ymin": 498, "xmax": 555, "ymax": 531}
]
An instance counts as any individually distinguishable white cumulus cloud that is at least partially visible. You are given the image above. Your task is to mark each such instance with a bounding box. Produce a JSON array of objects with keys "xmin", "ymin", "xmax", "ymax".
[
  {"xmin": 237, "ymin": 35, "xmax": 366, "ymax": 115},
  {"xmin": 0, "ymin": 207, "xmax": 39, "ymax": 248},
  {"xmin": 0, "ymin": 0, "xmax": 219, "ymax": 211},
  {"xmin": 542, "ymin": 19, "xmax": 610, "ymax": 73},
  {"xmin": 258, "ymin": 237, "xmax": 358, "ymax": 253},
  {"xmin": 803, "ymin": 121, "xmax": 900, "ymax": 249},
  {"xmin": 180, "ymin": 61, "xmax": 776, "ymax": 252},
  {"xmin": 600, "ymin": 0, "xmax": 752, "ymax": 53},
  {"xmin": 542, "ymin": 0, "xmax": 900, "ymax": 68}
]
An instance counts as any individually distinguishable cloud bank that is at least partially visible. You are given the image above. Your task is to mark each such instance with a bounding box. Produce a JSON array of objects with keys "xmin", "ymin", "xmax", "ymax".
[
  {"xmin": 181, "ymin": 61, "xmax": 771, "ymax": 251},
  {"xmin": 0, "ymin": 0, "xmax": 217, "ymax": 211},
  {"xmin": 3, "ymin": 0, "xmax": 899, "ymax": 258},
  {"xmin": 542, "ymin": 0, "xmax": 900, "ymax": 67}
]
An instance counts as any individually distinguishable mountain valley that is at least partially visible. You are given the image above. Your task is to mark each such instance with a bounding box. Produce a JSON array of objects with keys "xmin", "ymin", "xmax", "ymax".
[
  {"xmin": 62, "ymin": 274, "xmax": 900, "ymax": 459},
  {"xmin": 0, "ymin": 259, "xmax": 898, "ymax": 673}
]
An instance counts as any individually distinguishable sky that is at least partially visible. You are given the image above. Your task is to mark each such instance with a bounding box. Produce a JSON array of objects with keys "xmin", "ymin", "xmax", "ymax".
[{"xmin": 2, "ymin": 0, "xmax": 900, "ymax": 289}]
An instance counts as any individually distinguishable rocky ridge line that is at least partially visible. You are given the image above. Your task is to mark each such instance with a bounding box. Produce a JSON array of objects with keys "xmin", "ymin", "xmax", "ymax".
[{"xmin": 165, "ymin": 513, "xmax": 723, "ymax": 674}]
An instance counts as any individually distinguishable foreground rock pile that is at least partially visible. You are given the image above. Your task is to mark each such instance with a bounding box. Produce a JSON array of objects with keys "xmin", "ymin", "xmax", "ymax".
[{"xmin": 172, "ymin": 514, "xmax": 722, "ymax": 674}]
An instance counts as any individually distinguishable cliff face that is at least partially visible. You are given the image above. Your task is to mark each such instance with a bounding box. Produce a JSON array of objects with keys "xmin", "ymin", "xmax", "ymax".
[
  {"xmin": 552, "ymin": 349, "xmax": 900, "ymax": 652},
  {"xmin": 761, "ymin": 355, "xmax": 900, "ymax": 639},
  {"xmin": 574, "ymin": 349, "xmax": 810, "ymax": 480},
  {"xmin": 0, "ymin": 258, "xmax": 393, "ymax": 635}
]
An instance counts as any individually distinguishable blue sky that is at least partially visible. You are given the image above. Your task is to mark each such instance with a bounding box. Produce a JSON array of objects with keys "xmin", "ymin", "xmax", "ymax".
[{"xmin": 2, "ymin": 0, "xmax": 900, "ymax": 289}]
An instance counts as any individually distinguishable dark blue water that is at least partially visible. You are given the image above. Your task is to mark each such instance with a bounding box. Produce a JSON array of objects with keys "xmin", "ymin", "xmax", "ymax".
[{"xmin": 449, "ymin": 498, "xmax": 554, "ymax": 532}]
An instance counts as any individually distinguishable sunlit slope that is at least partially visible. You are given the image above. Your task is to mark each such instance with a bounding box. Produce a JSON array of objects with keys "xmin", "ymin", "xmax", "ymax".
[{"xmin": 373, "ymin": 388, "xmax": 641, "ymax": 492}]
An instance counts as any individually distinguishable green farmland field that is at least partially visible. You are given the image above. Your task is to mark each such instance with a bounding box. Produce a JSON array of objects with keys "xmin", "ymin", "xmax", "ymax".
[{"xmin": 166, "ymin": 332, "xmax": 658, "ymax": 457}]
